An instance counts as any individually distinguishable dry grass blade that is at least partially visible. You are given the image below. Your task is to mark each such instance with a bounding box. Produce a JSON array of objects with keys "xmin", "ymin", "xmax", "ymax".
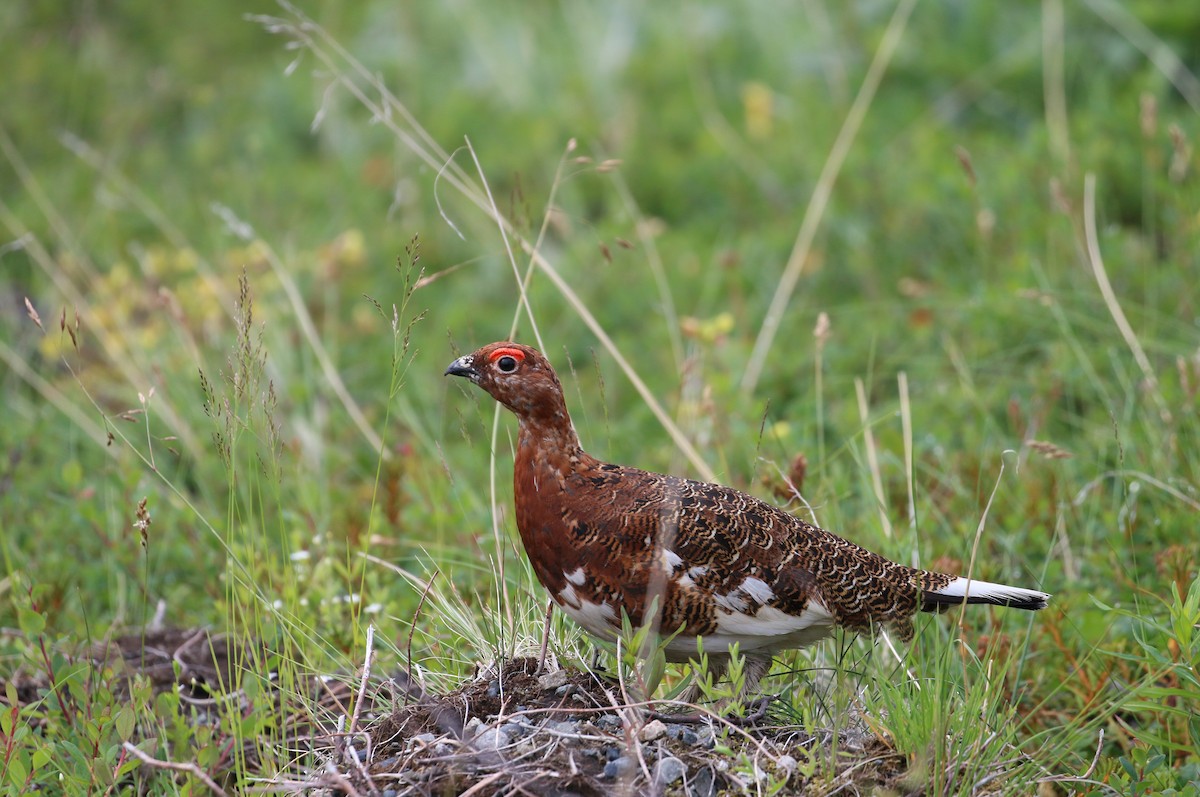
[
  {"xmin": 741, "ymin": 0, "xmax": 919, "ymax": 394},
  {"xmin": 855, "ymin": 378, "xmax": 892, "ymax": 540},
  {"xmin": 256, "ymin": 4, "xmax": 717, "ymax": 482},
  {"xmin": 1082, "ymin": 173, "xmax": 1172, "ymax": 423},
  {"xmin": 1082, "ymin": 0, "xmax": 1200, "ymax": 113}
]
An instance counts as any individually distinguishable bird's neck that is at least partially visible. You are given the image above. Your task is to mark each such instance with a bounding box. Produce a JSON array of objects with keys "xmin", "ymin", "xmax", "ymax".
[{"xmin": 516, "ymin": 413, "xmax": 584, "ymax": 463}]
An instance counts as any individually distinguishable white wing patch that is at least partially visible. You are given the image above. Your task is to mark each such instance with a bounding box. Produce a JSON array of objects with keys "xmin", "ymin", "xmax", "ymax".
[
  {"xmin": 714, "ymin": 591, "xmax": 749, "ymax": 613},
  {"xmin": 663, "ymin": 601, "xmax": 836, "ymax": 658},
  {"xmin": 661, "ymin": 549, "xmax": 684, "ymax": 570},
  {"xmin": 740, "ymin": 577, "xmax": 774, "ymax": 605},
  {"xmin": 564, "ymin": 567, "xmax": 587, "ymax": 586},
  {"xmin": 556, "ymin": 585, "xmax": 617, "ymax": 638}
]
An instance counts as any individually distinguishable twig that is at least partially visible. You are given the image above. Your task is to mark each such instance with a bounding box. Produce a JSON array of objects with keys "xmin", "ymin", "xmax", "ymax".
[
  {"xmin": 647, "ymin": 695, "xmax": 774, "ymax": 726},
  {"xmin": 122, "ymin": 742, "xmax": 229, "ymax": 797},
  {"xmin": 1038, "ymin": 728, "xmax": 1105, "ymax": 784},
  {"xmin": 321, "ymin": 760, "xmax": 364, "ymax": 797},
  {"xmin": 406, "ymin": 567, "xmax": 438, "ymax": 703},
  {"xmin": 458, "ymin": 772, "xmax": 507, "ymax": 797},
  {"xmin": 536, "ymin": 600, "xmax": 554, "ymax": 673}
]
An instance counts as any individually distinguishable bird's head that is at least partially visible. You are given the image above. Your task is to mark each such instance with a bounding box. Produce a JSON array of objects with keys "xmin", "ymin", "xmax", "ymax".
[{"xmin": 445, "ymin": 342, "xmax": 569, "ymax": 422}]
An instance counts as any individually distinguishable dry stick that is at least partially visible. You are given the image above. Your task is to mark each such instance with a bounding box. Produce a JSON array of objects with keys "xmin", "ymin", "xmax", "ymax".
[
  {"xmin": 321, "ymin": 761, "xmax": 364, "ymax": 797},
  {"xmin": 1082, "ymin": 174, "xmax": 1171, "ymax": 423},
  {"xmin": 854, "ymin": 378, "xmax": 892, "ymax": 540},
  {"xmin": 122, "ymin": 743, "xmax": 229, "ymax": 797},
  {"xmin": 406, "ymin": 568, "xmax": 439, "ymax": 701},
  {"xmin": 741, "ymin": 0, "xmax": 918, "ymax": 395},
  {"xmin": 535, "ymin": 600, "xmax": 554, "ymax": 673},
  {"xmin": 1038, "ymin": 729, "xmax": 1105, "ymax": 785},
  {"xmin": 458, "ymin": 772, "xmax": 508, "ymax": 797}
]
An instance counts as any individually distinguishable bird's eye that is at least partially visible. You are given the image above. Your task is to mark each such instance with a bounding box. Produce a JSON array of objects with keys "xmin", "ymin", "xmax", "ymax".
[{"xmin": 496, "ymin": 355, "xmax": 518, "ymax": 373}]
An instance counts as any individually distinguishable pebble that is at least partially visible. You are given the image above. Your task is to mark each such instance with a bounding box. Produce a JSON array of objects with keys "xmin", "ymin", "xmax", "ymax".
[
  {"xmin": 639, "ymin": 719, "xmax": 667, "ymax": 741},
  {"xmin": 500, "ymin": 721, "xmax": 531, "ymax": 739},
  {"xmin": 537, "ymin": 670, "xmax": 569, "ymax": 690},
  {"xmin": 595, "ymin": 714, "xmax": 622, "ymax": 731},
  {"xmin": 472, "ymin": 727, "xmax": 510, "ymax": 751},
  {"xmin": 603, "ymin": 756, "xmax": 633, "ymax": 779},
  {"xmin": 689, "ymin": 766, "xmax": 716, "ymax": 797},
  {"xmin": 485, "ymin": 679, "xmax": 500, "ymax": 698},
  {"xmin": 776, "ymin": 754, "xmax": 798, "ymax": 776},
  {"xmin": 547, "ymin": 720, "xmax": 580, "ymax": 735},
  {"xmin": 411, "ymin": 733, "xmax": 436, "ymax": 746},
  {"xmin": 654, "ymin": 756, "xmax": 687, "ymax": 787},
  {"xmin": 604, "ymin": 745, "xmax": 622, "ymax": 761}
]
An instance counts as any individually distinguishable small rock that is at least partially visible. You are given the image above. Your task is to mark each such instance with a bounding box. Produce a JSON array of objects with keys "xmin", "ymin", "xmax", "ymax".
[
  {"xmin": 603, "ymin": 756, "xmax": 633, "ymax": 779},
  {"xmin": 548, "ymin": 720, "xmax": 580, "ymax": 735},
  {"xmin": 605, "ymin": 745, "xmax": 622, "ymax": 761},
  {"xmin": 472, "ymin": 728, "xmax": 510, "ymax": 751},
  {"xmin": 639, "ymin": 719, "xmax": 667, "ymax": 741},
  {"xmin": 500, "ymin": 721, "xmax": 531, "ymax": 738},
  {"xmin": 777, "ymin": 755, "xmax": 798, "ymax": 776},
  {"xmin": 689, "ymin": 765, "xmax": 716, "ymax": 797},
  {"xmin": 464, "ymin": 716, "xmax": 484, "ymax": 736},
  {"xmin": 537, "ymin": 670, "xmax": 569, "ymax": 690},
  {"xmin": 680, "ymin": 728, "xmax": 701, "ymax": 746},
  {"xmin": 485, "ymin": 678, "xmax": 501, "ymax": 697},
  {"xmin": 654, "ymin": 756, "xmax": 687, "ymax": 787},
  {"xmin": 596, "ymin": 714, "xmax": 621, "ymax": 731},
  {"xmin": 411, "ymin": 733, "xmax": 436, "ymax": 746}
]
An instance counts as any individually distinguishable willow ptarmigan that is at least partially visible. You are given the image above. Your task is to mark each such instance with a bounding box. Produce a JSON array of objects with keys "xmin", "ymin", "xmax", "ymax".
[{"xmin": 446, "ymin": 342, "xmax": 1050, "ymax": 696}]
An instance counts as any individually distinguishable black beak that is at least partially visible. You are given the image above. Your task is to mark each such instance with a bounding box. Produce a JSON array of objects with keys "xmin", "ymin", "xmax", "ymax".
[{"xmin": 444, "ymin": 355, "xmax": 476, "ymax": 378}]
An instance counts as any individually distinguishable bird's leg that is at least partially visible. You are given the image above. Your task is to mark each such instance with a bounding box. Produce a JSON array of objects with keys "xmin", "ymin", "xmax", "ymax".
[
  {"xmin": 677, "ymin": 655, "xmax": 728, "ymax": 707},
  {"xmin": 651, "ymin": 654, "xmax": 775, "ymax": 725},
  {"xmin": 737, "ymin": 653, "xmax": 774, "ymax": 700},
  {"xmin": 535, "ymin": 599, "xmax": 554, "ymax": 673}
]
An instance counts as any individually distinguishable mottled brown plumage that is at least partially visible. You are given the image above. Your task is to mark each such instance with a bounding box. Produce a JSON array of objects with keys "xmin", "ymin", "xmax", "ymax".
[{"xmin": 446, "ymin": 342, "xmax": 1049, "ymax": 696}]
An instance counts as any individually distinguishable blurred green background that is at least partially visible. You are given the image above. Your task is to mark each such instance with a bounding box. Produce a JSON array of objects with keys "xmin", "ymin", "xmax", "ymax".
[{"xmin": 2, "ymin": 0, "xmax": 1198, "ymax": 786}]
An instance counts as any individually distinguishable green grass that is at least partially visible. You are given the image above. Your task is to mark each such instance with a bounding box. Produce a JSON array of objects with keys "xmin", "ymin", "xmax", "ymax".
[{"xmin": 2, "ymin": 0, "xmax": 1199, "ymax": 793}]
